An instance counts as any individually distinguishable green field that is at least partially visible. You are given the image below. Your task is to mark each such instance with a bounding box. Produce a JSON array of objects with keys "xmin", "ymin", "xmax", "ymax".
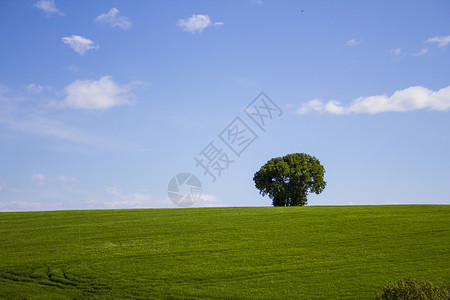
[{"xmin": 0, "ymin": 205, "xmax": 448, "ymax": 299}]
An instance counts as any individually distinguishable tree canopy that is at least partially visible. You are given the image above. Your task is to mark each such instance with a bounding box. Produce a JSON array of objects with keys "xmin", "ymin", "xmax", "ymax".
[{"xmin": 253, "ymin": 153, "xmax": 326, "ymax": 206}]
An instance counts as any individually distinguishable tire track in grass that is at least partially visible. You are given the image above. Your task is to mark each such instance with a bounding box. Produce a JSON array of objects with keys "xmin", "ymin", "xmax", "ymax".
[{"xmin": 0, "ymin": 265, "xmax": 110, "ymax": 297}]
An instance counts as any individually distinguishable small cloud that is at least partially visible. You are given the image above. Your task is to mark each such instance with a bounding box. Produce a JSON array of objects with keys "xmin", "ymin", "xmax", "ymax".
[
  {"xmin": 31, "ymin": 173, "xmax": 46, "ymax": 181},
  {"xmin": 392, "ymin": 35, "xmax": 449, "ymax": 60},
  {"xmin": 0, "ymin": 83, "xmax": 142, "ymax": 147},
  {"xmin": 427, "ymin": 35, "xmax": 450, "ymax": 48},
  {"xmin": 298, "ymin": 85, "xmax": 450, "ymax": 115},
  {"xmin": 250, "ymin": 0, "xmax": 263, "ymax": 4},
  {"xmin": 27, "ymin": 83, "xmax": 53, "ymax": 94},
  {"xmin": 61, "ymin": 35, "xmax": 99, "ymax": 55},
  {"xmin": 390, "ymin": 48, "xmax": 407, "ymax": 60},
  {"xmin": 297, "ymin": 99, "xmax": 324, "ymax": 115},
  {"xmin": 1, "ymin": 114, "xmax": 94, "ymax": 143},
  {"xmin": 345, "ymin": 39, "xmax": 362, "ymax": 46},
  {"xmin": 0, "ymin": 183, "xmax": 7, "ymax": 192},
  {"xmin": 51, "ymin": 76, "xmax": 134, "ymax": 110},
  {"xmin": 27, "ymin": 83, "xmax": 43, "ymax": 94},
  {"xmin": 34, "ymin": 0, "xmax": 64, "ymax": 16},
  {"xmin": 105, "ymin": 187, "xmax": 152, "ymax": 208},
  {"xmin": 67, "ymin": 64, "xmax": 78, "ymax": 72},
  {"xmin": 94, "ymin": 8, "xmax": 132, "ymax": 30},
  {"xmin": 177, "ymin": 14, "xmax": 222, "ymax": 34},
  {"xmin": 0, "ymin": 200, "xmax": 63, "ymax": 211},
  {"xmin": 391, "ymin": 48, "xmax": 402, "ymax": 55},
  {"xmin": 195, "ymin": 194, "xmax": 229, "ymax": 208},
  {"xmin": 56, "ymin": 176, "xmax": 76, "ymax": 184},
  {"xmin": 411, "ymin": 47, "xmax": 429, "ymax": 57},
  {"xmin": 30, "ymin": 174, "xmax": 75, "ymax": 185},
  {"xmin": 199, "ymin": 194, "xmax": 218, "ymax": 202}
]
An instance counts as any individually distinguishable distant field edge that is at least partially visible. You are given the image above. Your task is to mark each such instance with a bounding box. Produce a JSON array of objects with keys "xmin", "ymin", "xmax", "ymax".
[{"xmin": 0, "ymin": 203, "xmax": 449, "ymax": 214}]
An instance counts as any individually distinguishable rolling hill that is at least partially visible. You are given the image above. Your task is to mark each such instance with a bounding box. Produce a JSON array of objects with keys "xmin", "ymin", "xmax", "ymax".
[{"xmin": 0, "ymin": 205, "xmax": 449, "ymax": 299}]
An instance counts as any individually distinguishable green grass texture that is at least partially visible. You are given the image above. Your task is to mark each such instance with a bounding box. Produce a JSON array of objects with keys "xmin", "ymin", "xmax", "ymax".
[{"xmin": 0, "ymin": 205, "xmax": 449, "ymax": 299}]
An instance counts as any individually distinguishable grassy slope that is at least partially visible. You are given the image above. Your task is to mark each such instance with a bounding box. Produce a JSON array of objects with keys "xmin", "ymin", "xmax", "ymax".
[{"xmin": 0, "ymin": 205, "xmax": 448, "ymax": 299}]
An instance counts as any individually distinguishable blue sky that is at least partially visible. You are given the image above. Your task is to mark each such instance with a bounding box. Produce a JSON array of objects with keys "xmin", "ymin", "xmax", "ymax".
[{"xmin": 0, "ymin": 0, "xmax": 449, "ymax": 211}]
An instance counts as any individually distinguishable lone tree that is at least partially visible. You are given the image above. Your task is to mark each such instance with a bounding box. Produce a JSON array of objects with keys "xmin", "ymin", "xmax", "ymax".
[{"xmin": 253, "ymin": 153, "xmax": 326, "ymax": 206}]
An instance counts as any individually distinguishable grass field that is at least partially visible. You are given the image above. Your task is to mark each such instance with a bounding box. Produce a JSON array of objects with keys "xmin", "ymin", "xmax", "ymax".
[{"xmin": 0, "ymin": 205, "xmax": 448, "ymax": 299}]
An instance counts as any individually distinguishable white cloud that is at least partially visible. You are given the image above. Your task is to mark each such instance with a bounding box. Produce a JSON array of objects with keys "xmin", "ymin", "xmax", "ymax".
[
  {"xmin": 0, "ymin": 183, "xmax": 7, "ymax": 192},
  {"xmin": 196, "ymin": 195, "xmax": 228, "ymax": 207},
  {"xmin": 61, "ymin": 35, "xmax": 99, "ymax": 55},
  {"xmin": 0, "ymin": 83, "xmax": 145, "ymax": 148},
  {"xmin": 427, "ymin": 35, "xmax": 450, "ymax": 48},
  {"xmin": 106, "ymin": 186, "xmax": 122, "ymax": 198},
  {"xmin": 67, "ymin": 64, "xmax": 78, "ymax": 72},
  {"xmin": 31, "ymin": 173, "xmax": 46, "ymax": 181},
  {"xmin": 392, "ymin": 35, "xmax": 449, "ymax": 59},
  {"xmin": 194, "ymin": 194, "xmax": 230, "ymax": 207},
  {"xmin": 1, "ymin": 112, "xmax": 143, "ymax": 149},
  {"xmin": 250, "ymin": 0, "xmax": 264, "ymax": 4},
  {"xmin": 88, "ymin": 189, "xmax": 173, "ymax": 209},
  {"xmin": 297, "ymin": 99, "xmax": 324, "ymax": 115},
  {"xmin": 345, "ymin": 39, "xmax": 362, "ymax": 46},
  {"xmin": 0, "ymin": 201, "xmax": 42, "ymax": 211},
  {"xmin": 56, "ymin": 176, "xmax": 76, "ymax": 184},
  {"xmin": 34, "ymin": 0, "xmax": 64, "ymax": 16},
  {"xmin": 30, "ymin": 174, "xmax": 77, "ymax": 186},
  {"xmin": 391, "ymin": 48, "xmax": 402, "ymax": 55},
  {"xmin": 298, "ymin": 85, "xmax": 450, "ymax": 115},
  {"xmin": 27, "ymin": 83, "xmax": 55, "ymax": 95},
  {"xmin": 0, "ymin": 113, "xmax": 94, "ymax": 143},
  {"xmin": 391, "ymin": 47, "xmax": 429, "ymax": 60},
  {"xmin": 105, "ymin": 187, "xmax": 152, "ymax": 208},
  {"xmin": 52, "ymin": 76, "xmax": 134, "ymax": 110},
  {"xmin": 199, "ymin": 193, "xmax": 218, "ymax": 202},
  {"xmin": 0, "ymin": 200, "xmax": 63, "ymax": 212},
  {"xmin": 95, "ymin": 8, "xmax": 132, "ymax": 30},
  {"xmin": 411, "ymin": 48, "xmax": 429, "ymax": 57},
  {"xmin": 27, "ymin": 83, "xmax": 43, "ymax": 94},
  {"xmin": 177, "ymin": 15, "xmax": 223, "ymax": 34}
]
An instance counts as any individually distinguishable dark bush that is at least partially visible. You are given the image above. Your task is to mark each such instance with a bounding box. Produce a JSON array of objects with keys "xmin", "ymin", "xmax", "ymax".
[{"xmin": 376, "ymin": 277, "xmax": 449, "ymax": 300}]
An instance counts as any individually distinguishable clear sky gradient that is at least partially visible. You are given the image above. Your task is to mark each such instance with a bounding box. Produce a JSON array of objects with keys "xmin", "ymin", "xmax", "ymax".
[{"xmin": 1, "ymin": 0, "xmax": 449, "ymax": 211}]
